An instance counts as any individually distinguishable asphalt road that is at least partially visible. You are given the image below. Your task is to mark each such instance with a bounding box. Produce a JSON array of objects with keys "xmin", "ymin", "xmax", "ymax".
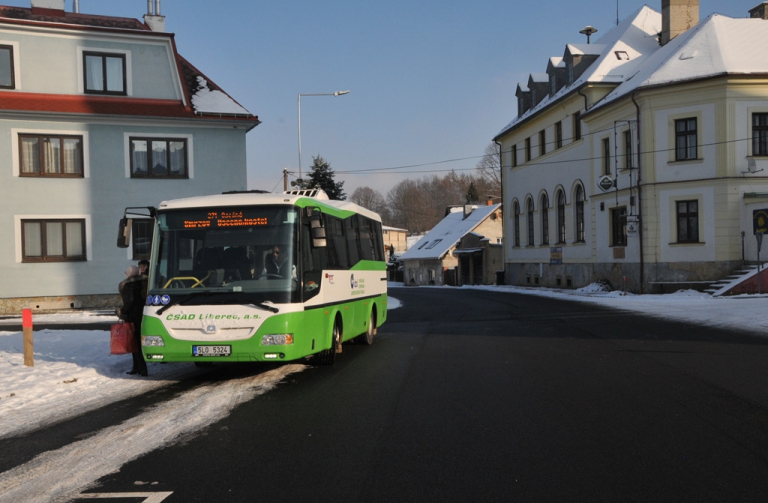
[{"xmin": 7, "ymin": 287, "xmax": 768, "ymax": 502}]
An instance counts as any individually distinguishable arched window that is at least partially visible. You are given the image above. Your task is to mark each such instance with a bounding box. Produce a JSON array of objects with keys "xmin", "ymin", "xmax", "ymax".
[
  {"xmin": 540, "ymin": 193, "xmax": 549, "ymax": 245},
  {"xmin": 527, "ymin": 198, "xmax": 534, "ymax": 246},
  {"xmin": 575, "ymin": 185, "xmax": 585, "ymax": 242},
  {"xmin": 557, "ymin": 190, "xmax": 566, "ymax": 244},
  {"xmin": 513, "ymin": 201, "xmax": 520, "ymax": 247}
]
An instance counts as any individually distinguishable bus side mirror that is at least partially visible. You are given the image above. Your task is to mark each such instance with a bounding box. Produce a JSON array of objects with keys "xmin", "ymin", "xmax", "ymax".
[
  {"xmin": 310, "ymin": 215, "xmax": 326, "ymax": 248},
  {"xmin": 117, "ymin": 217, "xmax": 132, "ymax": 248}
]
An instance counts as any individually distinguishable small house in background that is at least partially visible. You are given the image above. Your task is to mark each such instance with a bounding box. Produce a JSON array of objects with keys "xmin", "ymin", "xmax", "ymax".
[
  {"xmin": 399, "ymin": 203, "xmax": 502, "ymax": 286},
  {"xmin": 382, "ymin": 225, "xmax": 408, "ymax": 256},
  {"xmin": 454, "ymin": 231, "xmax": 503, "ymax": 286}
]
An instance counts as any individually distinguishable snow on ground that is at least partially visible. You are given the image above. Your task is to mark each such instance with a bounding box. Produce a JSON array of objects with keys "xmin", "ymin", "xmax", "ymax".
[{"xmin": 460, "ymin": 283, "xmax": 768, "ymax": 334}]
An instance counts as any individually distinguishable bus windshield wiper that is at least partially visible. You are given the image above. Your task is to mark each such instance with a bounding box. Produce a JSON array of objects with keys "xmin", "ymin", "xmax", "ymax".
[
  {"xmin": 252, "ymin": 301, "xmax": 279, "ymax": 313},
  {"xmin": 156, "ymin": 291, "xmax": 213, "ymax": 315}
]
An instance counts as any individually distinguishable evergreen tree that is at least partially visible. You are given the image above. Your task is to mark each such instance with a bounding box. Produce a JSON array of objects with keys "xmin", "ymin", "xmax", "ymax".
[
  {"xmin": 465, "ymin": 181, "xmax": 480, "ymax": 204},
  {"xmin": 307, "ymin": 155, "xmax": 346, "ymax": 200}
]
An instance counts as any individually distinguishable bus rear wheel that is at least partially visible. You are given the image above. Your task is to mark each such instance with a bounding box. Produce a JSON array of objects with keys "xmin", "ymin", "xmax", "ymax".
[
  {"xmin": 316, "ymin": 320, "xmax": 341, "ymax": 365},
  {"xmin": 359, "ymin": 310, "xmax": 376, "ymax": 345}
]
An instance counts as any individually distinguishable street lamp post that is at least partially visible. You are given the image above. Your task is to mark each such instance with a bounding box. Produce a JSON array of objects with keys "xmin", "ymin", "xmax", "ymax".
[{"xmin": 298, "ymin": 90, "xmax": 349, "ymax": 183}]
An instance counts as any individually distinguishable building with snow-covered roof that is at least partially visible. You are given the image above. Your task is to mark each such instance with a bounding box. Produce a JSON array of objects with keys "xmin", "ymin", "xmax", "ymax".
[
  {"xmin": 0, "ymin": 0, "xmax": 260, "ymax": 314},
  {"xmin": 495, "ymin": 0, "xmax": 768, "ymax": 293},
  {"xmin": 399, "ymin": 203, "xmax": 502, "ymax": 286}
]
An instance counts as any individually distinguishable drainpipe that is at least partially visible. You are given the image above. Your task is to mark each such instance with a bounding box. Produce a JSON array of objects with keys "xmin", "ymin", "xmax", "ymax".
[
  {"xmin": 495, "ymin": 139, "xmax": 505, "ymax": 285},
  {"xmin": 632, "ymin": 90, "xmax": 644, "ymax": 294},
  {"xmin": 577, "ymin": 86, "xmax": 589, "ymax": 111}
]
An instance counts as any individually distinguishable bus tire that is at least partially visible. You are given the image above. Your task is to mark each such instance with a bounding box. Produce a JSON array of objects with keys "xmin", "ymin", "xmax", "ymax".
[
  {"xmin": 359, "ymin": 309, "xmax": 376, "ymax": 345},
  {"xmin": 316, "ymin": 319, "xmax": 341, "ymax": 365}
]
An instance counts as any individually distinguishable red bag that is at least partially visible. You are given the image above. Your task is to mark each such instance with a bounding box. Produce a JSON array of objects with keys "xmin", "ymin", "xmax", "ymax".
[{"xmin": 110, "ymin": 321, "xmax": 137, "ymax": 355}]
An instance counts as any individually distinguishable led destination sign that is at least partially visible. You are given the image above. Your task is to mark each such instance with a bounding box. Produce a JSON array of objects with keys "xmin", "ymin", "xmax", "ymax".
[{"xmin": 183, "ymin": 211, "xmax": 268, "ymax": 229}]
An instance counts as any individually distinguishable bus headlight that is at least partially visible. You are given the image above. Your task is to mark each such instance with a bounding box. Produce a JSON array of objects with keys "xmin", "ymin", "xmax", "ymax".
[
  {"xmin": 142, "ymin": 336, "xmax": 165, "ymax": 347},
  {"xmin": 261, "ymin": 334, "xmax": 294, "ymax": 346}
]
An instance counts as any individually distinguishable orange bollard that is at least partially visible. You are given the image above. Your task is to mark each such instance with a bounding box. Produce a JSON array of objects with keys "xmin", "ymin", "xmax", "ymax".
[{"xmin": 22, "ymin": 308, "xmax": 33, "ymax": 367}]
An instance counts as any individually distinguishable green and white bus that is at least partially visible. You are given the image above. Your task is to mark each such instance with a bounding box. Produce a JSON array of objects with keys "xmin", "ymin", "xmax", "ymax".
[{"xmin": 118, "ymin": 189, "xmax": 387, "ymax": 365}]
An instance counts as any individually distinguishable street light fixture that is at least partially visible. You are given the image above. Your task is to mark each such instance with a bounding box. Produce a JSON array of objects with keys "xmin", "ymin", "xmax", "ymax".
[{"xmin": 298, "ymin": 90, "xmax": 350, "ymax": 182}]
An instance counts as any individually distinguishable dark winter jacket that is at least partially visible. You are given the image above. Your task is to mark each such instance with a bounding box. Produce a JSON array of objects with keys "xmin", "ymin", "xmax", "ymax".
[{"xmin": 118, "ymin": 275, "xmax": 147, "ymax": 324}]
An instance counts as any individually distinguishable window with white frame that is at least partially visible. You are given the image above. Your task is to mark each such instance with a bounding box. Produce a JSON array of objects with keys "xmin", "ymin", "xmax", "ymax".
[
  {"xmin": 676, "ymin": 200, "xmax": 699, "ymax": 243},
  {"xmin": 513, "ymin": 201, "xmax": 520, "ymax": 247},
  {"xmin": 675, "ymin": 118, "xmax": 698, "ymax": 161},
  {"xmin": 527, "ymin": 198, "xmax": 534, "ymax": 246},
  {"xmin": 752, "ymin": 113, "xmax": 768, "ymax": 156},
  {"xmin": 0, "ymin": 44, "xmax": 14, "ymax": 89},
  {"xmin": 556, "ymin": 190, "xmax": 566, "ymax": 244},
  {"xmin": 130, "ymin": 137, "xmax": 188, "ymax": 178},
  {"xmin": 22, "ymin": 219, "xmax": 86, "ymax": 262},
  {"xmin": 540, "ymin": 193, "xmax": 549, "ymax": 245},
  {"xmin": 19, "ymin": 134, "xmax": 84, "ymax": 177},
  {"xmin": 624, "ymin": 129, "xmax": 633, "ymax": 170},
  {"xmin": 575, "ymin": 185, "xmax": 585, "ymax": 243},
  {"xmin": 83, "ymin": 51, "xmax": 126, "ymax": 95}
]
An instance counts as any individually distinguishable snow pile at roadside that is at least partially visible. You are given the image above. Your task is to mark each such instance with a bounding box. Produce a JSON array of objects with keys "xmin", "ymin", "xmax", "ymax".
[
  {"xmin": 576, "ymin": 281, "xmax": 613, "ymax": 293},
  {"xmin": 0, "ymin": 328, "xmax": 201, "ymax": 439}
]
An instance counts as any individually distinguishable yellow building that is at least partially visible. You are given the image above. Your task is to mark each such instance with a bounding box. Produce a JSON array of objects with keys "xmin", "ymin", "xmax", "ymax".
[{"xmin": 495, "ymin": 0, "xmax": 768, "ymax": 293}]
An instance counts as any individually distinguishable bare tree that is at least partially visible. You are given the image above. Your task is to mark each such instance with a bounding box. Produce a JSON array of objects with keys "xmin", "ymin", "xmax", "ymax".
[
  {"xmin": 476, "ymin": 142, "xmax": 502, "ymax": 200},
  {"xmin": 349, "ymin": 186, "xmax": 390, "ymax": 222}
]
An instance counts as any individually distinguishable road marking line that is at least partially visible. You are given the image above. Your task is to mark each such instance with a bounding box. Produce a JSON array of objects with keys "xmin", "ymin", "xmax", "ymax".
[{"xmin": 74, "ymin": 492, "xmax": 173, "ymax": 502}]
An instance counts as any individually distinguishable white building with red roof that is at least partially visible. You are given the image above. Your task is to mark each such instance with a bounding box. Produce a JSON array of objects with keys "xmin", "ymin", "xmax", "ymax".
[{"xmin": 0, "ymin": 0, "xmax": 259, "ymax": 313}]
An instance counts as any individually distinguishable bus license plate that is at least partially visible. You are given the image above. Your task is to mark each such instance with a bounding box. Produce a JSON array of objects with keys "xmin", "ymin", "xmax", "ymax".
[{"xmin": 193, "ymin": 345, "xmax": 231, "ymax": 357}]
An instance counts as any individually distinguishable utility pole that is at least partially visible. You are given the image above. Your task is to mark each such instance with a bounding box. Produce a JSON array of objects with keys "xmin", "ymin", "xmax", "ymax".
[{"xmin": 283, "ymin": 168, "xmax": 288, "ymax": 192}]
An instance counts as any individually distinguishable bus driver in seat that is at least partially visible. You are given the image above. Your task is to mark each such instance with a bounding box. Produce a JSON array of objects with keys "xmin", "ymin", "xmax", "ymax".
[{"xmin": 265, "ymin": 246, "xmax": 288, "ymax": 277}]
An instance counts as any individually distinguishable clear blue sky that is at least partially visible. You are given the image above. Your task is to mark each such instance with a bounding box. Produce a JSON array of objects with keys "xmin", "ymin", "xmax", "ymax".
[{"xmin": 6, "ymin": 0, "xmax": 763, "ymax": 195}]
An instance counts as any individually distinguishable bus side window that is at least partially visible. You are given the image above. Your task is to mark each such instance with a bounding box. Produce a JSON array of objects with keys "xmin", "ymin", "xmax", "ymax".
[
  {"xmin": 358, "ymin": 215, "xmax": 375, "ymax": 261},
  {"xmin": 327, "ymin": 216, "xmax": 347, "ymax": 269},
  {"xmin": 345, "ymin": 217, "xmax": 360, "ymax": 267},
  {"xmin": 372, "ymin": 220, "xmax": 385, "ymax": 261}
]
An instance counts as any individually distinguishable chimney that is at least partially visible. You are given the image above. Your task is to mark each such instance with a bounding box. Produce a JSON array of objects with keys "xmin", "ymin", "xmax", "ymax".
[
  {"xmin": 749, "ymin": 3, "xmax": 768, "ymax": 20},
  {"xmin": 486, "ymin": 197, "xmax": 493, "ymax": 206},
  {"xmin": 144, "ymin": 0, "xmax": 166, "ymax": 32},
  {"xmin": 661, "ymin": 0, "xmax": 699, "ymax": 46},
  {"xmin": 31, "ymin": 0, "xmax": 65, "ymax": 15}
]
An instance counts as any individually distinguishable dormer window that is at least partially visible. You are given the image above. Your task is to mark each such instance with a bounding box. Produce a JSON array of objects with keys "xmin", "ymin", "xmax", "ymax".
[
  {"xmin": 0, "ymin": 44, "xmax": 15, "ymax": 89},
  {"xmin": 84, "ymin": 51, "xmax": 126, "ymax": 95}
]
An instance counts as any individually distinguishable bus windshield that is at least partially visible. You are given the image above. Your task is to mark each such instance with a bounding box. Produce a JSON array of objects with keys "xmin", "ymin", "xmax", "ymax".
[{"xmin": 150, "ymin": 205, "xmax": 300, "ymax": 304}]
